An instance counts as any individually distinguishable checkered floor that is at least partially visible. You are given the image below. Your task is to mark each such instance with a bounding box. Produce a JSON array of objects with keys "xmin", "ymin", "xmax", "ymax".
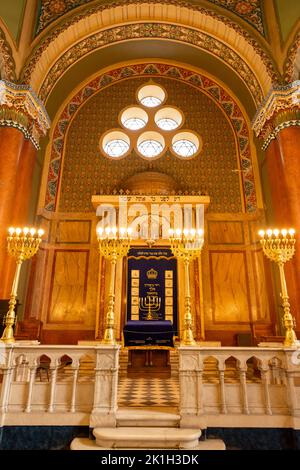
[{"xmin": 118, "ymin": 377, "xmax": 179, "ymax": 407}]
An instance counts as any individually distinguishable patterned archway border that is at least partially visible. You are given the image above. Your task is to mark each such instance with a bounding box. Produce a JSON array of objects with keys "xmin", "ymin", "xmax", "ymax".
[
  {"xmin": 45, "ymin": 63, "xmax": 257, "ymax": 213},
  {"xmin": 21, "ymin": 1, "xmax": 279, "ymax": 99},
  {"xmin": 37, "ymin": 23, "xmax": 264, "ymax": 106}
]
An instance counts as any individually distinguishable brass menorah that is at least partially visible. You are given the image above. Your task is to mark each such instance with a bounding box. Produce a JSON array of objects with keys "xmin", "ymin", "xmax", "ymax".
[
  {"xmin": 259, "ymin": 228, "xmax": 298, "ymax": 347},
  {"xmin": 97, "ymin": 226, "xmax": 132, "ymax": 344},
  {"xmin": 169, "ymin": 228, "xmax": 204, "ymax": 345},
  {"xmin": 139, "ymin": 296, "xmax": 161, "ymax": 320},
  {"xmin": 1, "ymin": 227, "xmax": 44, "ymax": 343}
]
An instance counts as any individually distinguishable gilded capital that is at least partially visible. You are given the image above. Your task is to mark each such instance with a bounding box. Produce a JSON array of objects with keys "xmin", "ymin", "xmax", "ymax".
[
  {"xmin": 0, "ymin": 80, "xmax": 51, "ymax": 149},
  {"xmin": 252, "ymin": 81, "xmax": 300, "ymax": 150}
]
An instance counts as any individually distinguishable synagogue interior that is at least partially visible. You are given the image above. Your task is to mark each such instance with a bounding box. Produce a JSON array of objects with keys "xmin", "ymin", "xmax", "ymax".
[{"xmin": 0, "ymin": 0, "xmax": 300, "ymax": 451}]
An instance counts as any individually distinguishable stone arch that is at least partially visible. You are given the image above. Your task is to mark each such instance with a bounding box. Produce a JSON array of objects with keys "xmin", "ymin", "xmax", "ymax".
[
  {"xmin": 0, "ymin": 26, "xmax": 16, "ymax": 81},
  {"xmin": 42, "ymin": 62, "xmax": 258, "ymax": 214},
  {"xmin": 21, "ymin": 1, "xmax": 277, "ymax": 101}
]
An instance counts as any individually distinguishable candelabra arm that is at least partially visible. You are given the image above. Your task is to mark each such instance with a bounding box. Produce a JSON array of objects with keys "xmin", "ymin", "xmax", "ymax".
[
  {"xmin": 182, "ymin": 256, "xmax": 196, "ymax": 346},
  {"xmin": 1, "ymin": 259, "xmax": 23, "ymax": 343},
  {"xmin": 277, "ymin": 261, "xmax": 298, "ymax": 347},
  {"xmin": 278, "ymin": 262, "xmax": 288, "ymax": 299},
  {"xmin": 103, "ymin": 253, "xmax": 117, "ymax": 344}
]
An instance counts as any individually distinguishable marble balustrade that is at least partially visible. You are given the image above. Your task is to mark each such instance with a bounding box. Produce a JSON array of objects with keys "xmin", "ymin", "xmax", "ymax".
[
  {"xmin": 178, "ymin": 346, "xmax": 300, "ymax": 429},
  {"xmin": 0, "ymin": 344, "xmax": 300, "ymax": 430},
  {"xmin": 0, "ymin": 343, "xmax": 120, "ymax": 427}
]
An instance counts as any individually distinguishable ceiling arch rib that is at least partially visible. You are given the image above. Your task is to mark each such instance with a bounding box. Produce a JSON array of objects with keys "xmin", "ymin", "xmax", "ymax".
[{"xmin": 21, "ymin": 2, "xmax": 277, "ymax": 103}]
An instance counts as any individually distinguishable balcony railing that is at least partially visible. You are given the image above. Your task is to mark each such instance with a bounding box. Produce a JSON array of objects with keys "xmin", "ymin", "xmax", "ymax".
[{"xmin": 0, "ymin": 343, "xmax": 299, "ymax": 430}]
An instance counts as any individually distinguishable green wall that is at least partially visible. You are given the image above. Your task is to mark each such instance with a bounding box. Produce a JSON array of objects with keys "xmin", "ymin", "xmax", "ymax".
[
  {"xmin": 275, "ymin": 0, "xmax": 300, "ymax": 42},
  {"xmin": 0, "ymin": 0, "xmax": 26, "ymax": 42}
]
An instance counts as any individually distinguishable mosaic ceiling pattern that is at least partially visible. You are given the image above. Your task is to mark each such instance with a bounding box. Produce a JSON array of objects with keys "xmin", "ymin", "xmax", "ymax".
[{"xmin": 35, "ymin": 0, "xmax": 265, "ymax": 36}]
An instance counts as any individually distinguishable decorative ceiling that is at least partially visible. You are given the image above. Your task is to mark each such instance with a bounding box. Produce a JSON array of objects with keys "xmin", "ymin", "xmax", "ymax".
[{"xmin": 35, "ymin": 0, "xmax": 266, "ymax": 37}]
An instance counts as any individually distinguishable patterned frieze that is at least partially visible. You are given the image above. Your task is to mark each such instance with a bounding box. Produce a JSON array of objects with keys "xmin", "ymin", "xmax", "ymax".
[
  {"xmin": 0, "ymin": 80, "xmax": 51, "ymax": 149},
  {"xmin": 252, "ymin": 81, "xmax": 300, "ymax": 149},
  {"xmin": 35, "ymin": 0, "xmax": 266, "ymax": 37}
]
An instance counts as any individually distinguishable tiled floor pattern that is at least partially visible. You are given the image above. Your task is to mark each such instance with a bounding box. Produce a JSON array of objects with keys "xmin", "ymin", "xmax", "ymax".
[{"xmin": 118, "ymin": 377, "xmax": 179, "ymax": 407}]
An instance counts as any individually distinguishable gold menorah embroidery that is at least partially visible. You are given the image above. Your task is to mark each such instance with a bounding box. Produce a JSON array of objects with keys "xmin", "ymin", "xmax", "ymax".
[{"xmin": 139, "ymin": 295, "xmax": 161, "ymax": 320}]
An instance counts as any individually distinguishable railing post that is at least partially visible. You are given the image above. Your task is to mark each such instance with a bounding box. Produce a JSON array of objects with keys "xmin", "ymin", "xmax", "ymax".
[
  {"xmin": 259, "ymin": 365, "xmax": 272, "ymax": 416},
  {"xmin": 284, "ymin": 350, "xmax": 300, "ymax": 417},
  {"xmin": 0, "ymin": 345, "xmax": 14, "ymax": 417},
  {"xmin": 90, "ymin": 345, "xmax": 120, "ymax": 428},
  {"xmin": 178, "ymin": 346, "xmax": 205, "ymax": 428},
  {"xmin": 238, "ymin": 365, "xmax": 250, "ymax": 415},
  {"xmin": 48, "ymin": 362, "xmax": 59, "ymax": 413},
  {"xmin": 25, "ymin": 365, "xmax": 37, "ymax": 413},
  {"xmin": 218, "ymin": 366, "xmax": 227, "ymax": 414},
  {"xmin": 70, "ymin": 360, "xmax": 79, "ymax": 413}
]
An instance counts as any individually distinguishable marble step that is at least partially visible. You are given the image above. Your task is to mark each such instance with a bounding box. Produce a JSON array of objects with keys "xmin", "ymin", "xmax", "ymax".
[
  {"xmin": 93, "ymin": 427, "xmax": 202, "ymax": 449},
  {"xmin": 116, "ymin": 408, "xmax": 180, "ymax": 427},
  {"xmin": 71, "ymin": 437, "xmax": 225, "ymax": 450}
]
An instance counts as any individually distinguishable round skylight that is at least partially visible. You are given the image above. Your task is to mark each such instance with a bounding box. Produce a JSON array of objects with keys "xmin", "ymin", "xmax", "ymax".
[
  {"xmin": 173, "ymin": 139, "xmax": 197, "ymax": 156},
  {"xmin": 137, "ymin": 132, "xmax": 165, "ymax": 158},
  {"xmin": 137, "ymin": 84, "xmax": 166, "ymax": 108},
  {"xmin": 172, "ymin": 132, "xmax": 200, "ymax": 158},
  {"xmin": 120, "ymin": 107, "xmax": 148, "ymax": 130},
  {"xmin": 155, "ymin": 107, "xmax": 183, "ymax": 131},
  {"xmin": 123, "ymin": 118, "xmax": 146, "ymax": 130},
  {"xmin": 102, "ymin": 130, "xmax": 130, "ymax": 158}
]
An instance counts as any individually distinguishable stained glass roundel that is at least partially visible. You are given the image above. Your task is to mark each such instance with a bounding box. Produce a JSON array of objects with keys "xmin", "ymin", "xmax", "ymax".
[
  {"xmin": 123, "ymin": 117, "xmax": 146, "ymax": 130},
  {"xmin": 137, "ymin": 132, "xmax": 165, "ymax": 158},
  {"xmin": 120, "ymin": 107, "xmax": 148, "ymax": 130},
  {"xmin": 102, "ymin": 130, "xmax": 130, "ymax": 158},
  {"xmin": 104, "ymin": 139, "xmax": 130, "ymax": 157},
  {"xmin": 137, "ymin": 84, "xmax": 166, "ymax": 108},
  {"xmin": 138, "ymin": 139, "xmax": 163, "ymax": 157},
  {"xmin": 172, "ymin": 132, "xmax": 200, "ymax": 158}
]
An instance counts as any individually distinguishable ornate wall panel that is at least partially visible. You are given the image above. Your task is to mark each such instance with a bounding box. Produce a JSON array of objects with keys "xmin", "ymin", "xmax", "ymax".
[
  {"xmin": 209, "ymin": 251, "xmax": 251, "ymax": 323},
  {"xmin": 56, "ymin": 220, "xmax": 91, "ymax": 244},
  {"xmin": 48, "ymin": 250, "xmax": 89, "ymax": 324},
  {"xmin": 208, "ymin": 221, "xmax": 244, "ymax": 244}
]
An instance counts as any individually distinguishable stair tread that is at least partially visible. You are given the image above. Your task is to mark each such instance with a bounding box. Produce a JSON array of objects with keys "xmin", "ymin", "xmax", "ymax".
[
  {"xmin": 71, "ymin": 437, "xmax": 225, "ymax": 451},
  {"xmin": 94, "ymin": 427, "xmax": 201, "ymax": 440},
  {"xmin": 117, "ymin": 409, "xmax": 180, "ymax": 421}
]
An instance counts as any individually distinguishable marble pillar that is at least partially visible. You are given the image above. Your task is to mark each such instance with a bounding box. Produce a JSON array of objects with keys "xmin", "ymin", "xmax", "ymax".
[
  {"xmin": 252, "ymin": 81, "xmax": 300, "ymax": 330},
  {"xmin": 0, "ymin": 80, "xmax": 50, "ymax": 298}
]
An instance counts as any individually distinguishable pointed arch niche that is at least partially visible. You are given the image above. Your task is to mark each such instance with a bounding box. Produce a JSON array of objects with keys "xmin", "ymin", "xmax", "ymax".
[{"xmin": 29, "ymin": 63, "xmax": 275, "ymax": 345}]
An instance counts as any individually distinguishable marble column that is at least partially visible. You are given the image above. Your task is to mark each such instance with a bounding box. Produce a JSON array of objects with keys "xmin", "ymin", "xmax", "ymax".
[
  {"xmin": 252, "ymin": 81, "xmax": 300, "ymax": 329},
  {"xmin": 0, "ymin": 80, "xmax": 50, "ymax": 298}
]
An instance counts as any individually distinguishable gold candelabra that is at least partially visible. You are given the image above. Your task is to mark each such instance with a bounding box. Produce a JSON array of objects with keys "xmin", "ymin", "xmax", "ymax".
[
  {"xmin": 259, "ymin": 228, "xmax": 298, "ymax": 347},
  {"xmin": 169, "ymin": 228, "xmax": 204, "ymax": 345},
  {"xmin": 97, "ymin": 226, "xmax": 132, "ymax": 344},
  {"xmin": 139, "ymin": 295, "xmax": 161, "ymax": 320},
  {"xmin": 1, "ymin": 227, "xmax": 44, "ymax": 343}
]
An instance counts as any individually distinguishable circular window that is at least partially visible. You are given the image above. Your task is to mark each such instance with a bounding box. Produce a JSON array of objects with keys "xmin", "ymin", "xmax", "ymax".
[
  {"xmin": 172, "ymin": 132, "xmax": 200, "ymax": 158},
  {"xmin": 101, "ymin": 130, "xmax": 131, "ymax": 158},
  {"xmin": 120, "ymin": 107, "xmax": 148, "ymax": 130},
  {"xmin": 155, "ymin": 107, "xmax": 183, "ymax": 131},
  {"xmin": 137, "ymin": 84, "xmax": 166, "ymax": 108},
  {"xmin": 137, "ymin": 132, "xmax": 165, "ymax": 158}
]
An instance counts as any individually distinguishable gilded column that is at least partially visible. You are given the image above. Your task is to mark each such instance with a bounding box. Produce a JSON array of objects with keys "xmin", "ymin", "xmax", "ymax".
[
  {"xmin": 252, "ymin": 81, "xmax": 300, "ymax": 330},
  {"xmin": 0, "ymin": 80, "xmax": 50, "ymax": 298}
]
